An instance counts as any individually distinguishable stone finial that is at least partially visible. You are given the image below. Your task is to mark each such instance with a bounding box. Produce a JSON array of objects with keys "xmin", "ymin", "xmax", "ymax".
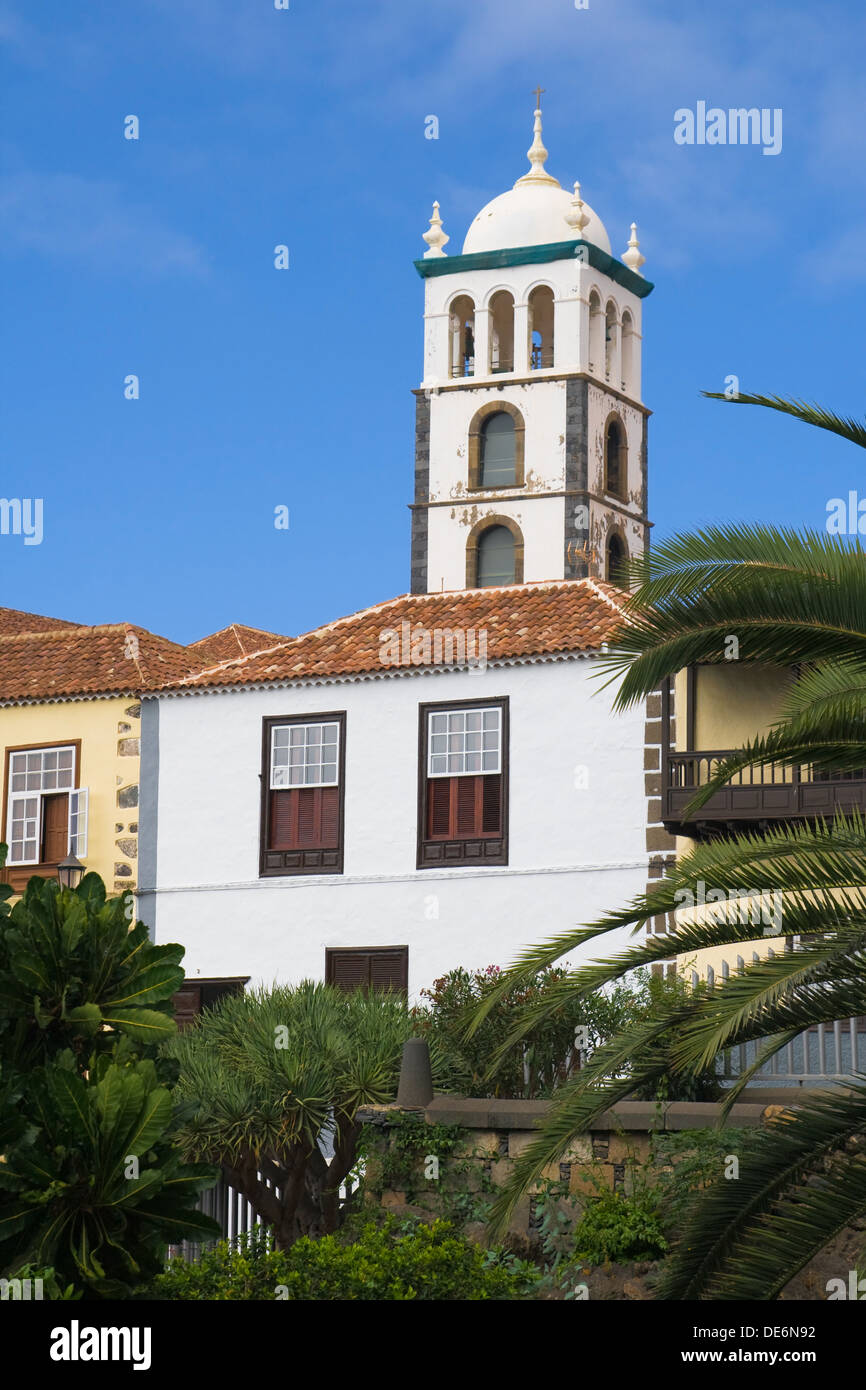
[
  {"xmin": 422, "ymin": 200, "xmax": 449, "ymax": 258},
  {"xmin": 515, "ymin": 105, "xmax": 560, "ymax": 188},
  {"xmin": 622, "ymin": 222, "xmax": 646, "ymax": 274},
  {"xmin": 565, "ymin": 180, "xmax": 590, "ymax": 238}
]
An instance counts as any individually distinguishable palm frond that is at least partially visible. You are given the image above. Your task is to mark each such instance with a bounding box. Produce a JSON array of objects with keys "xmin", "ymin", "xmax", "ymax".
[
  {"xmin": 701, "ymin": 390, "xmax": 866, "ymax": 451},
  {"xmin": 658, "ymin": 1083, "xmax": 866, "ymax": 1299}
]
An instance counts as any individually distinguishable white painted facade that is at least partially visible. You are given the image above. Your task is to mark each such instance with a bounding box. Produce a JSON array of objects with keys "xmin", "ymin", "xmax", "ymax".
[{"xmin": 140, "ymin": 656, "xmax": 647, "ymax": 999}]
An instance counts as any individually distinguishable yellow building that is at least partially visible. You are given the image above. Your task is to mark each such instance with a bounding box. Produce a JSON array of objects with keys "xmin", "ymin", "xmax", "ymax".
[
  {"xmin": 0, "ymin": 608, "xmax": 196, "ymax": 895},
  {"xmin": 651, "ymin": 660, "xmax": 863, "ymax": 979}
]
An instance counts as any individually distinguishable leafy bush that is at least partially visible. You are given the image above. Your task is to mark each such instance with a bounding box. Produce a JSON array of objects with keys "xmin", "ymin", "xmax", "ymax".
[
  {"xmin": 150, "ymin": 1219, "xmax": 539, "ymax": 1301},
  {"xmin": 413, "ymin": 964, "xmax": 641, "ymax": 1099},
  {"xmin": 0, "ymin": 864, "xmax": 219, "ymax": 1298},
  {"xmin": 572, "ymin": 1186, "xmax": 668, "ymax": 1265}
]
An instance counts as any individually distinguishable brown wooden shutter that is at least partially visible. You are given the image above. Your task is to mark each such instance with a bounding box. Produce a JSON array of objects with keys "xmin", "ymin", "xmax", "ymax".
[
  {"xmin": 482, "ymin": 775, "xmax": 502, "ymax": 834},
  {"xmin": 269, "ymin": 787, "xmax": 340, "ymax": 851},
  {"xmin": 42, "ymin": 793, "xmax": 70, "ymax": 863},
  {"xmin": 426, "ymin": 775, "xmax": 502, "ymax": 839},
  {"xmin": 428, "ymin": 779, "xmax": 452, "ymax": 838},
  {"xmin": 369, "ymin": 949, "xmax": 409, "ymax": 992},
  {"xmin": 456, "ymin": 777, "xmax": 478, "ymax": 836},
  {"xmin": 326, "ymin": 947, "xmax": 408, "ymax": 995}
]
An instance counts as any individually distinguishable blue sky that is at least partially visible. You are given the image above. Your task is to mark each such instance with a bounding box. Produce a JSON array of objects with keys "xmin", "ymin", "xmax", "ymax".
[{"xmin": 1, "ymin": 0, "xmax": 864, "ymax": 644}]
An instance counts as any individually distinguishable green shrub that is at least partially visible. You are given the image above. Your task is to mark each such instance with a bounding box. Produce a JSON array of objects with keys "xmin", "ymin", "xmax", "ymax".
[
  {"xmin": 651, "ymin": 1126, "xmax": 749, "ymax": 1232},
  {"xmin": 413, "ymin": 964, "xmax": 641, "ymax": 1099},
  {"xmin": 572, "ymin": 1187, "xmax": 668, "ymax": 1265},
  {"xmin": 150, "ymin": 1219, "xmax": 539, "ymax": 1301}
]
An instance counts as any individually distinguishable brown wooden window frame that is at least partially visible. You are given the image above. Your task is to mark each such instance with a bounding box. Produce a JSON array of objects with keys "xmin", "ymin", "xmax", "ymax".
[
  {"xmin": 325, "ymin": 946, "xmax": 408, "ymax": 996},
  {"xmin": 417, "ymin": 696, "xmax": 509, "ymax": 869},
  {"xmin": 1, "ymin": 738, "xmax": 82, "ymax": 892},
  {"xmin": 259, "ymin": 712, "xmax": 347, "ymax": 878},
  {"xmin": 172, "ymin": 976, "xmax": 250, "ymax": 1031}
]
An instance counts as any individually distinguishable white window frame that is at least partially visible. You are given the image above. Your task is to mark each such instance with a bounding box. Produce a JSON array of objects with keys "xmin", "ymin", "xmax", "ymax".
[
  {"xmin": 427, "ymin": 706, "xmax": 502, "ymax": 778},
  {"xmin": 5, "ymin": 744, "xmax": 78, "ymax": 866},
  {"xmin": 68, "ymin": 788, "xmax": 89, "ymax": 858},
  {"xmin": 269, "ymin": 721, "xmax": 340, "ymax": 790}
]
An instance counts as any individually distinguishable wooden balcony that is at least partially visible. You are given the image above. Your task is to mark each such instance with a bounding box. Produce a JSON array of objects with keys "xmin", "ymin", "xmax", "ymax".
[{"xmin": 663, "ymin": 749, "xmax": 866, "ymax": 833}]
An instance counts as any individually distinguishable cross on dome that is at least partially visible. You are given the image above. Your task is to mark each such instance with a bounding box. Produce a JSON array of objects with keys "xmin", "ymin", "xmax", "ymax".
[{"xmin": 515, "ymin": 98, "xmax": 560, "ymax": 189}]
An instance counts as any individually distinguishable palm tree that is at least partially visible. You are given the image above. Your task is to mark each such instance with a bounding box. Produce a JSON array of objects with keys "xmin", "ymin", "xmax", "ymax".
[{"xmin": 469, "ymin": 392, "xmax": 866, "ymax": 1298}]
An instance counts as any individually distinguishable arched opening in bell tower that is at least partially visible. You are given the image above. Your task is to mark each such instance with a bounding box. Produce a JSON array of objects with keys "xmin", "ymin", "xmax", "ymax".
[
  {"xmin": 604, "ymin": 300, "xmax": 619, "ymax": 383},
  {"xmin": 449, "ymin": 295, "xmax": 476, "ymax": 378},
  {"xmin": 488, "ymin": 291, "xmax": 515, "ymax": 374},
  {"xmin": 621, "ymin": 310, "xmax": 635, "ymax": 396},
  {"xmin": 588, "ymin": 290, "xmax": 604, "ymax": 375},
  {"xmin": 528, "ymin": 286, "xmax": 555, "ymax": 369}
]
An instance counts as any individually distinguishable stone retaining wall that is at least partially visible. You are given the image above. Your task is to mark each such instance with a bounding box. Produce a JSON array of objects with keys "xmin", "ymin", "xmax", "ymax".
[{"xmin": 359, "ymin": 1093, "xmax": 797, "ymax": 1242}]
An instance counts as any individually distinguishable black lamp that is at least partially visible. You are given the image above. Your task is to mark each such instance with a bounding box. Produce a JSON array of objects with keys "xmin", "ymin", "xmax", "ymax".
[{"xmin": 57, "ymin": 854, "xmax": 85, "ymax": 890}]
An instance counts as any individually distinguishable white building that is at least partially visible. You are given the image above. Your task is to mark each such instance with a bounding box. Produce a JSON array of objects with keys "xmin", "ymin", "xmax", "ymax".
[{"xmin": 138, "ymin": 107, "xmax": 655, "ymax": 1007}]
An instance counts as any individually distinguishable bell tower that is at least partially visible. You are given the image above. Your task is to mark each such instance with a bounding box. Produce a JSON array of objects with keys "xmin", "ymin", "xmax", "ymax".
[{"xmin": 410, "ymin": 101, "xmax": 654, "ymax": 594}]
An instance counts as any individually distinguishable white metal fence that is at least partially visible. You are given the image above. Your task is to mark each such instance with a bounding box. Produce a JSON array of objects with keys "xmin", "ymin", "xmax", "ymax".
[
  {"xmin": 169, "ymin": 1167, "xmax": 362, "ymax": 1264},
  {"xmin": 692, "ymin": 953, "xmax": 866, "ymax": 1086}
]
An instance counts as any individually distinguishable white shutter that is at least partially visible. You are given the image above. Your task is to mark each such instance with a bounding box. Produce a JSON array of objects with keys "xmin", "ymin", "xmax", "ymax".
[{"xmin": 68, "ymin": 788, "xmax": 89, "ymax": 857}]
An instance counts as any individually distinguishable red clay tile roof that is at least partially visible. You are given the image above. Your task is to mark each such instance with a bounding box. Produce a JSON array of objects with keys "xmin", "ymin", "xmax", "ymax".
[
  {"xmin": 166, "ymin": 580, "xmax": 629, "ymax": 692},
  {"xmin": 189, "ymin": 623, "xmax": 292, "ymax": 665},
  {"xmin": 0, "ymin": 624, "xmax": 204, "ymax": 703},
  {"xmin": 0, "ymin": 607, "xmax": 81, "ymax": 636}
]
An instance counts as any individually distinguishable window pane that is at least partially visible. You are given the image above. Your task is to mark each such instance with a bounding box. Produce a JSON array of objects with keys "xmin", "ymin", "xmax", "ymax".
[
  {"xmin": 476, "ymin": 526, "xmax": 516, "ymax": 587},
  {"xmin": 480, "ymin": 413, "xmax": 517, "ymax": 487},
  {"xmin": 428, "ymin": 706, "xmax": 502, "ymax": 776},
  {"xmin": 270, "ymin": 721, "xmax": 340, "ymax": 789}
]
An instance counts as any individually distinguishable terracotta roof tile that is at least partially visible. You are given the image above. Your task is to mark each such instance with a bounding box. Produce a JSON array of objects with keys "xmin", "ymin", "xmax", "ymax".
[
  {"xmin": 168, "ymin": 580, "xmax": 629, "ymax": 692},
  {"xmin": 0, "ymin": 624, "xmax": 203, "ymax": 702},
  {"xmin": 0, "ymin": 606, "xmax": 81, "ymax": 636},
  {"xmin": 189, "ymin": 623, "xmax": 292, "ymax": 664}
]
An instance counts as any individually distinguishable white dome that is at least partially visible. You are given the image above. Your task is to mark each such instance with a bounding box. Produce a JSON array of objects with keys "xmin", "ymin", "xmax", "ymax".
[{"xmin": 463, "ymin": 182, "xmax": 610, "ymax": 256}]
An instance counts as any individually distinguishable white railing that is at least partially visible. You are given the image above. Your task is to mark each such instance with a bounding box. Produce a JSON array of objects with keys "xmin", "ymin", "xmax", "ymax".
[
  {"xmin": 169, "ymin": 1167, "xmax": 361, "ymax": 1264},
  {"xmin": 690, "ymin": 953, "xmax": 866, "ymax": 1086}
]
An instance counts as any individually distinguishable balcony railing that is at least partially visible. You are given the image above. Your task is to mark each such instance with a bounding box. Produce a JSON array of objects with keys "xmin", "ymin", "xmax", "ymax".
[
  {"xmin": 450, "ymin": 357, "xmax": 475, "ymax": 379},
  {"xmin": 663, "ymin": 749, "xmax": 866, "ymax": 828}
]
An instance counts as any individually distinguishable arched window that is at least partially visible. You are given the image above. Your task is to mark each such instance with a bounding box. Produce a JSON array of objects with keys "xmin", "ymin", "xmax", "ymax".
[
  {"xmin": 606, "ymin": 533, "xmax": 628, "ymax": 585},
  {"xmin": 621, "ymin": 310, "xmax": 634, "ymax": 396},
  {"xmin": 604, "ymin": 417, "xmax": 626, "ymax": 498},
  {"xmin": 449, "ymin": 295, "xmax": 475, "ymax": 379},
  {"xmin": 477, "ymin": 526, "xmax": 516, "ymax": 586},
  {"xmin": 588, "ymin": 290, "xmax": 604, "ymax": 374},
  {"xmin": 528, "ymin": 286, "xmax": 555, "ymax": 369},
  {"xmin": 604, "ymin": 301, "xmax": 618, "ymax": 382},
  {"xmin": 488, "ymin": 291, "xmax": 514, "ymax": 374},
  {"xmin": 480, "ymin": 413, "xmax": 517, "ymax": 487}
]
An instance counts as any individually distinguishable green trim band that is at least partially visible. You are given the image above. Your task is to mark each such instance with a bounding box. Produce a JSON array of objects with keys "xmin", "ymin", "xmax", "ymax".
[{"xmin": 413, "ymin": 238, "xmax": 653, "ymax": 298}]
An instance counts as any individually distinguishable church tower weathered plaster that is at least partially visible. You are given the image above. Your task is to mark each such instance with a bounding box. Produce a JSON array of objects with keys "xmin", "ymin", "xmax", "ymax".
[{"xmin": 410, "ymin": 103, "xmax": 653, "ymax": 594}]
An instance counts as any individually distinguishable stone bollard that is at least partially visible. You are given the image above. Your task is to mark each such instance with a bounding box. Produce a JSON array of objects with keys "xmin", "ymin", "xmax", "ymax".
[{"xmin": 396, "ymin": 1038, "xmax": 433, "ymax": 1108}]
